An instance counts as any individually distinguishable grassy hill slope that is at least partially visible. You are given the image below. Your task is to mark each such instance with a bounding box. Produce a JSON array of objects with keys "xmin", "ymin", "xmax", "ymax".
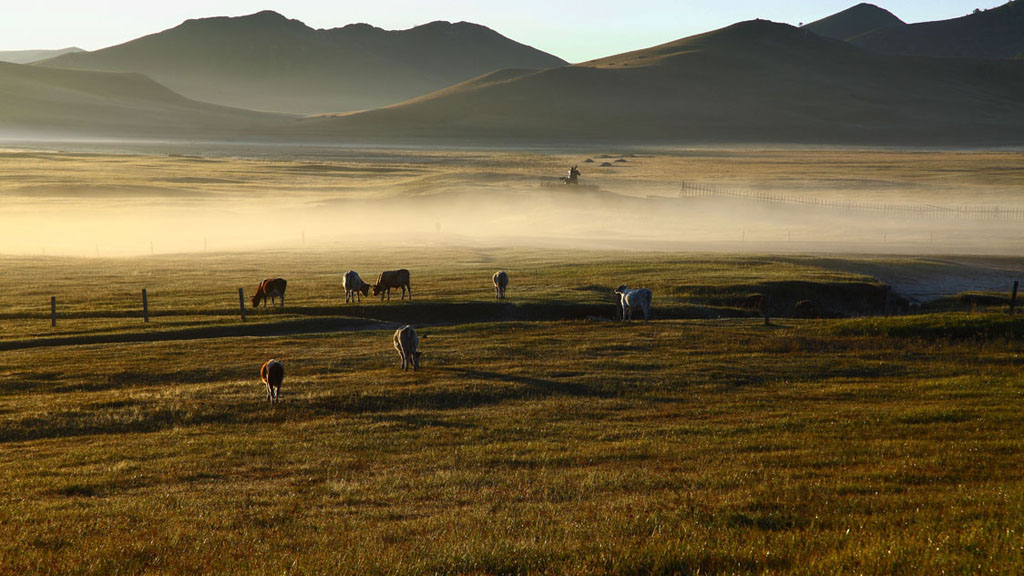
[
  {"xmin": 0, "ymin": 61, "xmax": 293, "ymax": 139},
  {"xmin": 803, "ymin": 3, "xmax": 905, "ymax": 41},
  {"xmin": 850, "ymin": 1, "xmax": 1024, "ymax": 59},
  {"xmin": 0, "ymin": 47, "xmax": 83, "ymax": 64},
  {"xmin": 300, "ymin": 20, "xmax": 1024, "ymax": 145}
]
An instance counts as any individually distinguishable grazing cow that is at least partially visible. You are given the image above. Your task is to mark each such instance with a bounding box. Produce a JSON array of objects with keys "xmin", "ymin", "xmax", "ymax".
[
  {"xmin": 614, "ymin": 285, "xmax": 653, "ymax": 323},
  {"xmin": 343, "ymin": 270, "xmax": 370, "ymax": 303},
  {"xmin": 493, "ymin": 270, "xmax": 509, "ymax": 299},
  {"xmin": 393, "ymin": 325, "xmax": 421, "ymax": 371},
  {"xmin": 251, "ymin": 278, "xmax": 287, "ymax": 309},
  {"xmin": 260, "ymin": 359, "xmax": 284, "ymax": 404},
  {"xmin": 372, "ymin": 269, "xmax": 411, "ymax": 301}
]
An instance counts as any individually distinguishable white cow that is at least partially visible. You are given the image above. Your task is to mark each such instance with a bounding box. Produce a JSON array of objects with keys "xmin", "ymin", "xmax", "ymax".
[
  {"xmin": 493, "ymin": 270, "xmax": 509, "ymax": 299},
  {"xmin": 614, "ymin": 285, "xmax": 652, "ymax": 323},
  {"xmin": 343, "ymin": 270, "xmax": 370, "ymax": 303},
  {"xmin": 393, "ymin": 325, "xmax": 421, "ymax": 371}
]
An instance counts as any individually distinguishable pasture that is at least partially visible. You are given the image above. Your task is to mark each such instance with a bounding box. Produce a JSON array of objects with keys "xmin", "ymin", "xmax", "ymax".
[{"xmin": 1, "ymin": 248, "xmax": 1023, "ymax": 574}]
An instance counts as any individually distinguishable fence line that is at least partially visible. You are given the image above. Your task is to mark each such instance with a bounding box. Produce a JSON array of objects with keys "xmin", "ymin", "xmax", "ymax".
[{"xmin": 679, "ymin": 182, "xmax": 1024, "ymax": 221}]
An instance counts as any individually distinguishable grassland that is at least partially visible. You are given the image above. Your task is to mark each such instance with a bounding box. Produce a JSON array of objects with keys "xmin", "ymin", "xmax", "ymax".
[{"xmin": 1, "ymin": 248, "xmax": 1023, "ymax": 574}]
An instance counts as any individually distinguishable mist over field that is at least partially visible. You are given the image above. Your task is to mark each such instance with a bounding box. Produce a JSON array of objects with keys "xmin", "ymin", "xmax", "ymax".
[{"xmin": 2, "ymin": 146, "xmax": 1022, "ymax": 258}]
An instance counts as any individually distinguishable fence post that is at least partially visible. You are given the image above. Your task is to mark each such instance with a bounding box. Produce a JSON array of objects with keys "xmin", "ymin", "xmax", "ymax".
[
  {"xmin": 142, "ymin": 289, "xmax": 149, "ymax": 323},
  {"xmin": 1011, "ymin": 281, "xmax": 1019, "ymax": 315},
  {"xmin": 239, "ymin": 288, "xmax": 247, "ymax": 321},
  {"xmin": 51, "ymin": 296, "xmax": 56, "ymax": 327}
]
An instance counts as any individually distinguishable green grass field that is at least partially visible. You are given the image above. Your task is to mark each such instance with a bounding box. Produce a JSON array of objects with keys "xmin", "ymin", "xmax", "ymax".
[{"xmin": 1, "ymin": 248, "xmax": 1023, "ymax": 574}]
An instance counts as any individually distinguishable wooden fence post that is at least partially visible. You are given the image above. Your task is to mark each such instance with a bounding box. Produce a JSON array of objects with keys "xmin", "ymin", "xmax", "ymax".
[
  {"xmin": 142, "ymin": 289, "xmax": 149, "ymax": 323},
  {"xmin": 239, "ymin": 288, "xmax": 247, "ymax": 321},
  {"xmin": 50, "ymin": 296, "xmax": 56, "ymax": 327},
  {"xmin": 1011, "ymin": 281, "xmax": 1019, "ymax": 315}
]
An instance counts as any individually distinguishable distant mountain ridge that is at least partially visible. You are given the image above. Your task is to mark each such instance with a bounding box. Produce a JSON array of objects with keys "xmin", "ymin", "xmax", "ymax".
[
  {"xmin": 802, "ymin": 3, "xmax": 905, "ymax": 41},
  {"xmin": 0, "ymin": 47, "xmax": 83, "ymax": 65},
  {"xmin": 848, "ymin": 1, "xmax": 1024, "ymax": 59},
  {"xmin": 298, "ymin": 19, "xmax": 1024, "ymax": 146},
  {"xmin": 39, "ymin": 10, "xmax": 567, "ymax": 114},
  {"xmin": 9, "ymin": 17, "xmax": 1024, "ymax": 146}
]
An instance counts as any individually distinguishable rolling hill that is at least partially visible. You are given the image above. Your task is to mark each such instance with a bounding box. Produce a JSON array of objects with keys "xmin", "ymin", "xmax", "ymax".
[
  {"xmin": 38, "ymin": 10, "xmax": 567, "ymax": 114},
  {"xmin": 0, "ymin": 47, "xmax": 83, "ymax": 64},
  {"xmin": 0, "ymin": 60, "xmax": 292, "ymax": 139},
  {"xmin": 802, "ymin": 3, "xmax": 905, "ymax": 41},
  {"xmin": 849, "ymin": 1, "xmax": 1024, "ymax": 59},
  {"xmin": 297, "ymin": 19, "xmax": 1024, "ymax": 145}
]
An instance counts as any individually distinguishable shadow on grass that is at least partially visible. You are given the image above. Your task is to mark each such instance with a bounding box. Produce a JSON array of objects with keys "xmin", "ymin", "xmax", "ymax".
[
  {"xmin": 1, "ymin": 367, "xmax": 608, "ymax": 443},
  {"xmin": 0, "ymin": 316, "xmax": 390, "ymax": 352},
  {"xmin": 444, "ymin": 367, "xmax": 609, "ymax": 399},
  {"xmin": 1, "ymin": 302, "xmax": 756, "ymax": 353},
  {"xmin": 307, "ymin": 369, "xmax": 607, "ymax": 417}
]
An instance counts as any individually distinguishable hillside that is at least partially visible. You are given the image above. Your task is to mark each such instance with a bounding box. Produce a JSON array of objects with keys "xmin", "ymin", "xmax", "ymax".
[
  {"xmin": 0, "ymin": 61, "xmax": 292, "ymax": 139},
  {"xmin": 38, "ymin": 10, "xmax": 567, "ymax": 114},
  {"xmin": 0, "ymin": 47, "xmax": 83, "ymax": 64},
  {"xmin": 850, "ymin": 1, "xmax": 1024, "ymax": 59},
  {"xmin": 803, "ymin": 3, "xmax": 905, "ymax": 41},
  {"xmin": 298, "ymin": 19, "xmax": 1024, "ymax": 146}
]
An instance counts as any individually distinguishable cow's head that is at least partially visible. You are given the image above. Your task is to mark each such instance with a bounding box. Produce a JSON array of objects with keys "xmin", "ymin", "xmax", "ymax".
[
  {"xmin": 251, "ymin": 293, "xmax": 261, "ymax": 308},
  {"xmin": 371, "ymin": 283, "xmax": 382, "ymax": 296},
  {"xmin": 614, "ymin": 284, "xmax": 627, "ymax": 295},
  {"xmin": 359, "ymin": 284, "xmax": 371, "ymax": 296}
]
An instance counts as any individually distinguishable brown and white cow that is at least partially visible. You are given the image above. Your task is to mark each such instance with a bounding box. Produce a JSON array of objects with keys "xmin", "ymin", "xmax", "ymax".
[
  {"xmin": 372, "ymin": 269, "xmax": 411, "ymax": 301},
  {"xmin": 260, "ymin": 359, "xmax": 284, "ymax": 404},
  {"xmin": 393, "ymin": 325, "xmax": 421, "ymax": 371},
  {"xmin": 251, "ymin": 278, "xmax": 287, "ymax": 308},
  {"xmin": 343, "ymin": 270, "xmax": 370, "ymax": 303},
  {"xmin": 493, "ymin": 270, "xmax": 509, "ymax": 299}
]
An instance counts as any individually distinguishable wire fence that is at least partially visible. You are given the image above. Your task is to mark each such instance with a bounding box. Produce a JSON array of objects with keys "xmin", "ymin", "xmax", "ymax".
[{"xmin": 680, "ymin": 182, "xmax": 1024, "ymax": 221}]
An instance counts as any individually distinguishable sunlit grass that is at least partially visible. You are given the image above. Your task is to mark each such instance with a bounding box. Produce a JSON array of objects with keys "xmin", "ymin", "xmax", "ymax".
[{"xmin": 1, "ymin": 250, "xmax": 1022, "ymax": 574}]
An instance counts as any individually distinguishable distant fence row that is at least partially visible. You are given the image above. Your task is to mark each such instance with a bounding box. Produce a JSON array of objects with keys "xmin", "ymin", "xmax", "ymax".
[{"xmin": 679, "ymin": 182, "xmax": 1024, "ymax": 221}]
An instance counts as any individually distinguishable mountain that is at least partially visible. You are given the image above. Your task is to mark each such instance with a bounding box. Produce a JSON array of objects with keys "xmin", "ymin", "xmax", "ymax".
[
  {"xmin": 849, "ymin": 1, "xmax": 1024, "ymax": 59},
  {"xmin": 0, "ymin": 47, "xmax": 83, "ymax": 64},
  {"xmin": 0, "ymin": 60, "xmax": 292, "ymax": 139},
  {"xmin": 298, "ymin": 20, "xmax": 1024, "ymax": 146},
  {"xmin": 38, "ymin": 10, "xmax": 567, "ymax": 114},
  {"xmin": 802, "ymin": 3, "xmax": 905, "ymax": 41}
]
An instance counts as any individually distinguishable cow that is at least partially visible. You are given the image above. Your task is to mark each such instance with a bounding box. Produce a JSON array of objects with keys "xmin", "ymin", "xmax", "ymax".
[
  {"xmin": 393, "ymin": 325, "xmax": 421, "ymax": 371},
  {"xmin": 493, "ymin": 270, "xmax": 509, "ymax": 299},
  {"xmin": 251, "ymin": 278, "xmax": 287, "ymax": 308},
  {"xmin": 614, "ymin": 285, "xmax": 652, "ymax": 323},
  {"xmin": 260, "ymin": 359, "xmax": 284, "ymax": 404},
  {"xmin": 372, "ymin": 269, "xmax": 411, "ymax": 301},
  {"xmin": 343, "ymin": 270, "xmax": 370, "ymax": 303}
]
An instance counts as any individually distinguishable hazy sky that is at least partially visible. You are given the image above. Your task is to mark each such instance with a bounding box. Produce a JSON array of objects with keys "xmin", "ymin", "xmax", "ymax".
[{"xmin": 0, "ymin": 1, "xmax": 1006, "ymax": 62}]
